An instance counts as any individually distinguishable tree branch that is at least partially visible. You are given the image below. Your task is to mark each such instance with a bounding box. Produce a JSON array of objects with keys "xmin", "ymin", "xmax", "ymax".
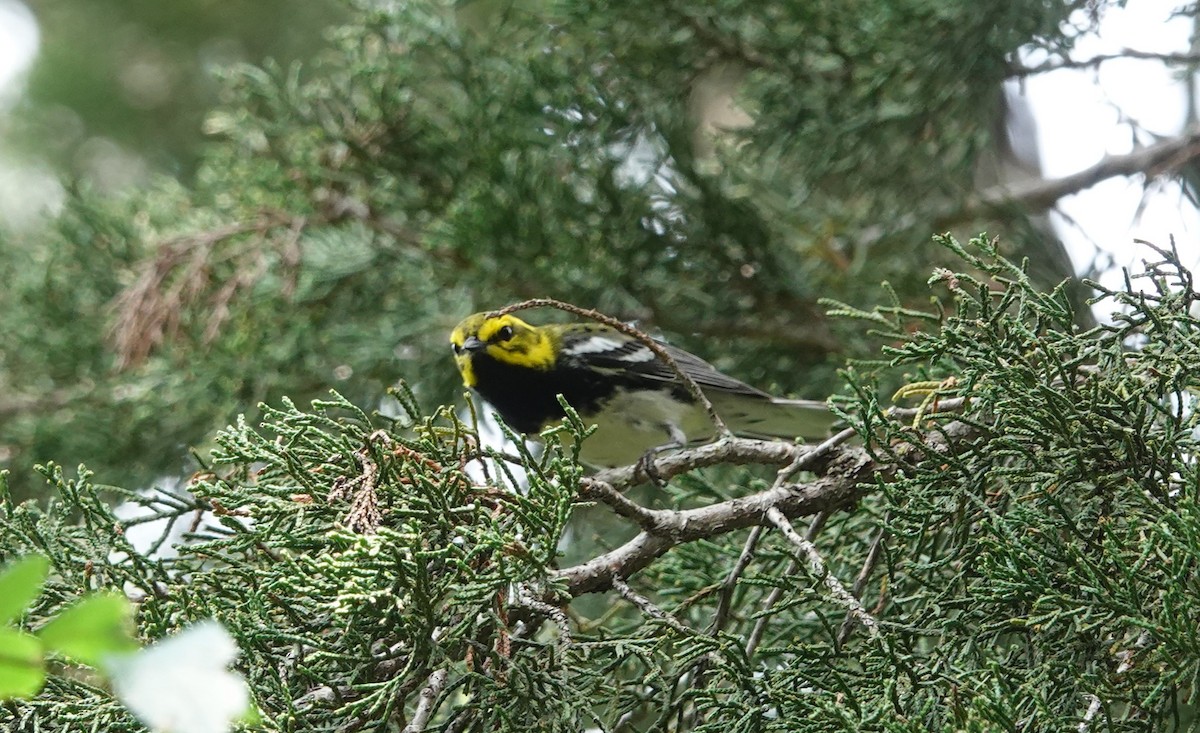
[
  {"xmin": 1008, "ymin": 49, "xmax": 1200, "ymax": 79},
  {"xmin": 557, "ymin": 446, "xmax": 875, "ymax": 596},
  {"xmin": 591, "ymin": 436, "xmax": 802, "ymax": 488},
  {"xmin": 836, "ymin": 522, "xmax": 888, "ymax": 646},
  {"xmin": 744, "ymin": 511, "xmax": 827, "ymax": 660},
  {"xmin": 850, "ymin": 128, "xmax": 1200, "ymax": 252},
  {"xmin": 611, "ymin": 575, "xmax": 693, "ymax": 636},
  {"xmin": 708, "ymin": 525, "xmax": 763, "ymax": 634},
  {"xmin": 402, "ymin": 667, "xmax": 448, "ymax": 733},
  {"xmin": 944, "ymin": 127, "xmax": 1200, "ymax": 226},
  {"xmin": 766, "ymin": 507, "xmax": 880, "ymax": 638},
  {"xmin": 578, "ymin": 478, "xmax": 659, "ymax": 531}
]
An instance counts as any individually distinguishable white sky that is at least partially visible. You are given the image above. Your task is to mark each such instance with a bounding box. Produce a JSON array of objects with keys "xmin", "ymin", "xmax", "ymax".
[
  {"xmin": 0, "ymin": 0, "xmax": 58, "ymax": 229},
  {"xmin": 0, "ymin": 0, "xmax": 36, "ymax": 104},
  {"xmin": 1017, "ymin": 0, "xmax": 1200, "ymax": 290}
]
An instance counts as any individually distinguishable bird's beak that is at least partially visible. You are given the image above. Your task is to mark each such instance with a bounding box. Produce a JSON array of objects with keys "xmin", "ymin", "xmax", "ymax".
[{"xmin": 462, "ymin": 335, "xmax": 486, "ymax": 353}]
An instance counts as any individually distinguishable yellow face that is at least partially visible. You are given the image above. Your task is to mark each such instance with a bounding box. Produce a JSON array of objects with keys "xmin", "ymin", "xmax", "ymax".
[{"xmin": 449, "ymin": 313, "xmax": 555, "ymax": 387}]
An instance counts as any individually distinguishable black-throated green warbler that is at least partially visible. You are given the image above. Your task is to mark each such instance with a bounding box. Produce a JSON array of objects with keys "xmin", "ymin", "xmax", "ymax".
[{"xmin": 449, "ymin": 312, "xmax": 836, "ymax": 467}]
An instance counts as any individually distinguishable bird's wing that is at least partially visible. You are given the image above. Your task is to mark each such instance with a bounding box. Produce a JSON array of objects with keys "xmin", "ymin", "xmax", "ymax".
[{"xmin": 558, "ymin": 326, "xmax": 770, "ymax": 398}]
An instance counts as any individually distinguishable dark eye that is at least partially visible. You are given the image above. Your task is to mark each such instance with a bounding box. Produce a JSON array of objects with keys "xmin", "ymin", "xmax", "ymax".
[
  {"xmin": 495, "ymin": 325, "xmax": 515, "ymax": 341},
  {"xmin": 451, "ymin": 342, "xmax": 463, "ymax": 354}
]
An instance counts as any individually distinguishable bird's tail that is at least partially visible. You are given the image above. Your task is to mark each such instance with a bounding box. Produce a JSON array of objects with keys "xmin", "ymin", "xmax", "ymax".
[{"xmin": 711, "ymin": 394, "xmax": 839, "ymax": 442}]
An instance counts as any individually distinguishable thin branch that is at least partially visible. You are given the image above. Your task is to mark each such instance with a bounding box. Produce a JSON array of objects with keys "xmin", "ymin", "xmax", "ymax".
[
  {"xmin": 744, "ymin": 511, "xmax": 828, "ymax": 660},
  {"xmin": 611, "ymin": 576, "xmax": 693, "ymax": 636},
  {"xmin": 402, "ymin": 667, "xmax": 449, "ymax": 733},
  {"xmin": 706, "ymin": 426, "xmax": 861, "ymax": 656},
  {"xmin": 887, "ymin": 396, "xmax": 968, "ymax": 420},
  {"xmin": 708, "ymin": 525, "xmax": 764, "ymax": 635},
  {"xmin": 699, "ymin": 425, "xmax": 859, "ymax": 657},
  {"xmin": 558, "ymin": 446, "xmax": 874, "ymax": 596},
  {"xmin": 836, "ymin": 523, "xmax": 888, "ymax": 647},
  {"xmin": 945, "ymin": 127, "xmax": 1200, "ymax": 225},
  {"xmin": 687, "ymin": 524, "xmax": 764, "ymax": 711},
  {"xmin": 592, "ymin": 436, "xmax": 814, "ymax": 490},
  {"xmin": 578, "ymin": 477, "xmax": 659, "ymax": 531},
  {"xmin": 766, "ymin": 507, "xmax": 880, "ymax": 639},
  {"xmin": 513, "ymin": 585, "xmax": 572, "ymax": 646},
  {"xmin": 110, "ymin": 212, "xmax": 303, "ymax": 369},
  {"xmin": 1008, "ymin": 49, "xmax": 1200, "ymax": 79},
  {"xmin": 777, "ymin": 426, "xmax": 859, "ymax": 484},
  {"xmin": 853, "ymin": 128, "xmax": 1200, "ymax": 251}
]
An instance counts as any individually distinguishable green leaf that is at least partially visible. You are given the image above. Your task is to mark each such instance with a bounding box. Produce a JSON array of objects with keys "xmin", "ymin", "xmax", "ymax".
[
  {"xmin": 37, "ymin": 592, "xmax": 137, "ymax": 666},
  {"xmin": 0, "ymin": 555, "xmax": 51, "ymax": 624},
  {"xmin": 0, "ymin": 626, "xmax": 45, "ymax": 700}
]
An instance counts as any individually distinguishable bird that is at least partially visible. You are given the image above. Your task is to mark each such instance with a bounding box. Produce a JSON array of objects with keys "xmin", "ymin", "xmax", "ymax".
[{"xmin": 449, "ymin": 311, "xmax": 836, "ymax": 467}]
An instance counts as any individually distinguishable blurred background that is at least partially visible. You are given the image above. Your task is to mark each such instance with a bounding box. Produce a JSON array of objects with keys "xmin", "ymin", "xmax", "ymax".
[
  {"xmin": 1, "ymin": 0, "xmax": 1198, "ymax": 498},
  {"xmin": 0, "ymin": 0, "xmax": 339, "ymax": 204}
]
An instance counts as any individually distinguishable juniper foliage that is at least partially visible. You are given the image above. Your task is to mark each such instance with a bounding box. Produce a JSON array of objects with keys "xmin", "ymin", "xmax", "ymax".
[
  {"xmin": 0, "ymin": 0, "xmax": 1098, "ymax": 496},
  {"xmin": 3, "ymin": 236, "xmax": 1198, "ymax": 731}
]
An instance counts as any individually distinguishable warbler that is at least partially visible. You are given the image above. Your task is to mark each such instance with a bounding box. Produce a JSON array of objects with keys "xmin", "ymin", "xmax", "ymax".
[{"xmin": 449, "ymin": 311, "xmax": 836, "ymax": 467}]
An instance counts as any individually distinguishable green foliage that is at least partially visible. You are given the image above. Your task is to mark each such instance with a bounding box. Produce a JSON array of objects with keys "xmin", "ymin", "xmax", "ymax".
[
  {"xmin": 0, "ymin": 555, "xmax": 50, "ymax": 624},
  {"xmin": 37, "ymin": 593, "xmax": 137, "ymax": 668},
  {"xmin": 2, "ymin": 236, "xmax": 1198, "ymax": 730},
  {"xmin": 824, "ymin": 235, "xmax": 1200, "ymax": 729},
  {"xmin": 0, "ymin": 551, "xmax": 137, "ymax": 703},
  {"xmin": 1, "ymin": 0, "xmax": 1094, "ymax": 495},
  {"xmin": 1, "ymin": 389, "xmax": 586, "ymax": 729},
  {"xmin": 13, "ymin": 0, "xmax": 342, "ymax": 178},
  {"xmin": 0, "ymin": 627, "xmax": 43, "ymax": 701},
  {"xmin": 6, "ymin": 0, "xmax": 1199, "ymax": 728}
]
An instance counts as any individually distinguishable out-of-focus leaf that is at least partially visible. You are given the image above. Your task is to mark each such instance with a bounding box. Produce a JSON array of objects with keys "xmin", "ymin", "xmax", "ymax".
[
  {"xmin": 0, "ymin": 555, "xmax": 50, "ymax": 623},
  {"xmin": 37, "ymin": 592, "xmax": 137, "ymax": 666},
  {"xmin": 0, "ymin": 626, "xmax": 45, "ymax": 700}
]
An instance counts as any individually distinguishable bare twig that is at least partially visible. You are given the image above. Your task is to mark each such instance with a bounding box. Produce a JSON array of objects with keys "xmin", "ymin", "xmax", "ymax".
[
  {"xmin": 716, "ymin": 426, "xmax": 861, "ymax": 657},
  {"xmin": 578, "ymin": 477, "xmax": 659, "ymax": 530},
  {"xmin": 1008, "ymin": 49, "xmax": 1200, "ymax": 79},
  {"xmin": 112, "ymin": 213, "xmax": 307, "ymax": 371},
  {"xmin": 688, "ymin": 524, "xmax": 764, "ymax": 708},
  {"xmin": 612, "ymin": 575, "xmax": 693, "ymax": 636},
  {"xmin": 330, "ymin": 431, "xmax": 395, "ymax": 533},
  {"xmin": 836, "ymin": 524, "xmax": 889, "ymax": 647},
  {"xmin": 403, "ymin": 667, "xmax": 449, "ymax": 733},
  {"xmin": 854, "ymin": 128, "xmax": 1200, "ymax": 250},
  {"xmin": 886, "ymin": 396, "xmax": 968, "ymax": 420},
  {"xmin": 946, "ymin": 127, "xmax": 1200, "ymax": 225},
  {"xmin": 709, "ymin": 525, "xmax": 764, "ymax": 634},
  {"xmin": 592, "ymin": 436, "xmax": 802, "ymax": 489},
  {"xmin": 776, "ymin": 426, "xmax": 859, "ymax": 484},
  {"xmin": 766, "ymin": 507, "xmax": 880, "ymax": 638},
  {"xmin": 684, "ymin": 432, "xmax": 866, "ymax": 698},
  {"xmin": 514, "ymin": 584, "xmax": 572, "ymax": 646},
  {"xmin": 744, "ymin": 511, "xmax": 828, "ymax": 660}
]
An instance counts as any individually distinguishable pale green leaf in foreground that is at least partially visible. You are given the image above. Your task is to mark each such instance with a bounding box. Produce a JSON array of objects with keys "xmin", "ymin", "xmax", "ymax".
[
  {"xmin": 0, "ymin": 625, "xmax": 45, "ymax": 700},
  {"xmin": 0, "ymin": 555, "xmax": 50, "ymax": 624},
  {"xmin": 37, "ymin": 591, "xmax": 136, "ymax": 666}
]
